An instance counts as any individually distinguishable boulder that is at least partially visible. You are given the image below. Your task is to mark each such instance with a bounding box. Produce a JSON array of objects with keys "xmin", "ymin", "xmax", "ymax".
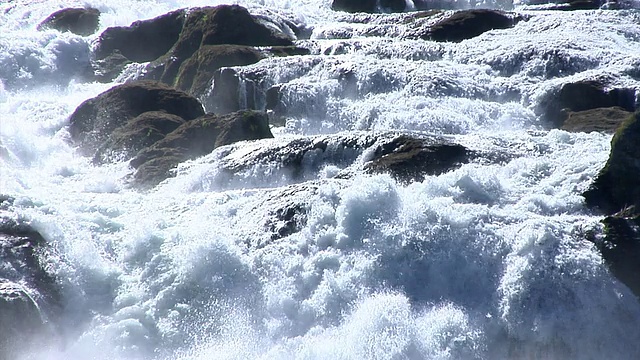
[
  {"xmin": 363, "ymin": 134, "xmax": 470, "ymax": 182},
  {"xmin": 424, "ymin": 9, "xmax": 520, "ymax": 43},
  {"xmin": 37, "ymin": 7, "xmax": 100, "ymax": 36},
  {"xmin": 68, "ymin": 81, "xmax": 204, "ymax": 159},
  {"xmin": 561, "ymin": 107, "xmax": 633, "ymax": 134},
  {"xmin": 584, "ymin": 111, "xmax": 640, "ymax": 214},
  {"xmin": 154, "ymin": 5, "xmax": 293, "ymax": 87},
  {"xmin": 131, "ymin": 110, "xmax": 274, "ymax": 187},
  {"xmin": 539, "ymin": 80, "xmax": 636, "ymax": 128},
  {"xmin": 174, "ymin": 45, "xmax": 264, "ymax": 98},
  {"xmin": 94, "ymin": 9, "xmax": 186, "ymax": 63}
]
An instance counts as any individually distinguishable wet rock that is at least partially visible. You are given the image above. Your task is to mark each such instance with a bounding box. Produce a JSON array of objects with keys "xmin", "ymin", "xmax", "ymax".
[
  {"xmin": 154, "ymin": 5, "xmax": 293, "ymax": 87},
  {"xmin": 584, "ymin": 111, "xmax": 640, "ymax": 214},
  {"xmin": 94, "ymin": 9, "xmax": 186, "ymax": 63},
  {"xmin": 332, "ymin": 0, "xmax": 378, "ymax": 13},
  {"xmin": 37, "ymin": 7, "xmax": 100, "ymax": 36},
  {"xmin": 92, "ymin": 52, "xmax": 132, "ymax": 82},
  {"xmin": 93, "ymin": 111, "xmax": 188, "ymax": 164},
  {"xmin": 540, "ymin": 80, "xmax": 636, "ymax": 128},
  {"xmin": 131, "ymin": 110, "xmax": 274, "ymax": 187},
  {"xmin": 68, "ymin": 81, "xmax": 204, "ymax": 159},
  {"xmin": 598, "ymin": 211, "xmax": 640, "ymax": 298},
  {"xmin": 423, "ymin": 9, "xmax": 521, "ymax": 43},
  {"xmin": 174, "ymin": 45, "xmax": 264, "ymax": 98},
  {"xmin": 0, "ymin": 280, "xmax": 48, "ymax": 358},
  {"xmin": 363, "ymin": 134, "xmax": 470, "ymax": 182},
  {"xmin": 561, "ymin": 107, "xmax": 633, "ymax": 134},
  {"xmin": 207, "ymin": 68, "xmax": 261, "ymax": 114}
]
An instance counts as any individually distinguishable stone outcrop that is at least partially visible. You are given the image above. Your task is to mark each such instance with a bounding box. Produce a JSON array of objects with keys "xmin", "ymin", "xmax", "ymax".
[
  {"xmin": 37, "ymin": 7, "xmax": 101, "ymax": 36},
  {"xmin": 68, "ymin": 81, "xmax": 204, "ymax": 160},
  {"xmin": 130, "ymin": 110, "xmax": 274, "ymax": 187}
]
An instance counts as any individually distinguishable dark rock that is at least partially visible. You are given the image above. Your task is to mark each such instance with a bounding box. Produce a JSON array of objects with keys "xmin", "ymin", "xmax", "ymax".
[
  {"xmin": 131, "ymin": 110, "xmax": 274, "ymax": 187},
  {"xmin": 0, "ymin": 280, "xmax": 48, "ymax": 358},
  {"xmin": 533, "ymin": 0, "xmax": 603, "ymax": 10},
  {"xmin": 597, "ymin": 211, "xmax": 640, "ymax": 298},
  {"xmin": 94, "ymin": 9, "xmax": 186, "ymax": 63},
  {"xmin": 37, "ymin": 7, "xmax": 100, "ymax": 36},
  {"xmin": 424, "ymin": 9, "xmax": 520, "ymax": 43},
  {"xmin": 156, "ymin": 5, "xmax": 293, "ymax": 87},
  {"xmin": 174, "ymin": 45, "xmax": 263, "ymax": 98},
  {"xmin": 263, "ymin": 46, "xmax": 311, "ymax": 58},
  {"xmin": 540, "ymin": 80, "xmax": 636, "ymax": 128},
  {"xmin": 92, "ymin": 52, "xmax": 133, "ymax": 82},
  {"xmin": 363, "ymin": 134, "xmax": 470, "ymax": 182},
  {"xmin": 267, "ymin": 203, "xmax": 309, "ymax": 241},
  {"xmin": 561, "ymin": 107, "xmax": 633, "ymax": 134},
  {"xmin": 68, "ymin": 81, "xmax": 204, "ymax": 158},
  {"xmin": 332, "ymin": 0, "xmax": 378, "ymax": 13},
  {"xmin": 207, "ymin": 68, "xmax": 259, "ymax": 114},
  {"xmin": 584, "ymin": 112, "xmax": 640, "ymax": 214},
  {"xmin": 93, "ymin": 111, "xmax": 187, "ymax": 164}
]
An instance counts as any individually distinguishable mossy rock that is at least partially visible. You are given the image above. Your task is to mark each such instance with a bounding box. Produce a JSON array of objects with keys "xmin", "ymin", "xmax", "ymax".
[
  {"xmin": 37, "ymin": 7, "xmax": 100, "ymax": 36},
  {"xmin": 584, "ymin": 111, "xmax": 640, "ymax": 213}
]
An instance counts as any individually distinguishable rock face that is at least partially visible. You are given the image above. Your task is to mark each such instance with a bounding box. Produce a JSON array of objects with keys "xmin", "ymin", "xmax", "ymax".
[
  {"xmin": 68, "ymin": 81, "xmax": 204, "ymax": 159},
  {"xmin": 424, "ymin": 10, "xmax": 520, "ymax": 42},
  {"xmin": 363, "ymin": 134, "xmax": 470, "ymax": 182},
  {"xmin": 331, "ymin": 0, "xmax": 378, "ymax": 13},
  {"xmin": 540, "ymin": 80, "xmax": 636, "ymax": 128},
  {"xmin": 561, "ymin": 107, "xmax": 633, "ymax": 134},
  {"xmin": 131, "ymin": 110, "xmax": 274, "ymax": 187},
  {"xmin": 583, "ymin": 111, "xmax": 640, "ymax": 298},
  {"xmin": 37, "ymin": 7, "xmax": 100, "ymax": 36}
]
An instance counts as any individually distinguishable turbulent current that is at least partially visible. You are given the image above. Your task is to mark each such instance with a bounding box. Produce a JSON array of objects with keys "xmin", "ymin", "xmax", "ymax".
[{"xmin": 1, "ymin": 0, "xmax": 640, "ymax": 359}]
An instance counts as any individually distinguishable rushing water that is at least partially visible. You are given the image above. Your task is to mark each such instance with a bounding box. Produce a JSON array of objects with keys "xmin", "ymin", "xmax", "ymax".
[{"xmin": 2, "ymin": 0, "xmax": 640, "ymax": 359}]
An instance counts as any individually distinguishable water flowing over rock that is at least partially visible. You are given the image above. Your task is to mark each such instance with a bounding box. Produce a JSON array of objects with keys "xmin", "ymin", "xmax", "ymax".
[
  {"xmin": 37, "ymin": 7, "xmax": 101, "ymax": 36},
  {"xmin": 0, "ymin": 280, "xmax": 48, "ymax": 358},
  {"xmin": 68, "ymin": 80, "xmax": 204, "ymax": 160}
]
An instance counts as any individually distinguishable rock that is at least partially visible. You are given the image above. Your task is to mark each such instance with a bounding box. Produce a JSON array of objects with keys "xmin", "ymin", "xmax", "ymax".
[
  {"xmin": 424, "ymin": 9, "xmax": 521, "ymax": 43},
  {"xmin": 92, "ymin": 52, "xmax": 133, "ymax": 82},
  {"xmin": 331, "ymin": 0, "xmax": 378, "ymax": 13},
  {"xmin": 94, "ymin": 9, "xmax": 186, "ymax": 63},
  {"xmin": 68, "ymin": 81, "xmax": 204, "ymax": 159},
  {"xmin": 363, "ymin": 134, "xmax": 470, "ymax": 182},
  {"xmin": 131, "ymin": 110, "xmax": 274, "ymax": 187},
  {"xmin": 380, "ymin": 0, "xmax": 408, "ymax": 12},
  {"xmin": 93, "ymin": 111, "xmax": 188, "ymax": 164},
  {"xmin": 174, "ymin": 45, "xmax": 264, "ymax": 98},
  {"xmin": 155, "ymin": 5, "xmax": 294, "ymax": 87},
  {"xmin": 539, "ymin": 80, "xmax": 636, "ymax": 128},
  {"xmin": 561, "ymin": 107, "xmax": 633, "ymax": 134},
  {"xmin": 584, "ymin": 111, "xmax": 640, "ymax": 214},
  {"xmin": 0, "ymin": 280, "xmax": 48, "ymax": 358},
  {"xmin": 597, "ymin": 211, "xmax": 640, "ymax": 298},
  {"xmin": 37, "ymin": 7, "xmax": 100, "ymax": 36}
]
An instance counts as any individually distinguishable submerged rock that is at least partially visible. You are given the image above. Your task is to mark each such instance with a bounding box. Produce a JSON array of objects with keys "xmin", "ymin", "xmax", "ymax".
[
  {"xmin": 423, "ymin": 9, "xmax": 521, "ymax": 42},
  {"xmin": 131, "ymin": 110, "xmax": 274, "ymax": 187},
  {"xmin": 561, "ymin": 107, "xmax": 633, "ymax": 134},
  {"xmin": 37, "ymin": 7, "xmax": 100, "ymax": 36},
  {"xmin": 68, "ymin": 81, "xmax": 204, "ymax": 159},
  {"xmin": 598, "ymin": 211, "xmax": 640, "ymax": 298},
  {"xmin": 331, "ymin": 0, "xmax": 407, "ymax": 13}
]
